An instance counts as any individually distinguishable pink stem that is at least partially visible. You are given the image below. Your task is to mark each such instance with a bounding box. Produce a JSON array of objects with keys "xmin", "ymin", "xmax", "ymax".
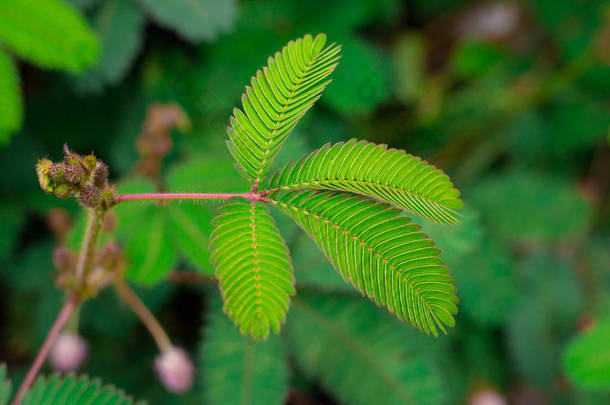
[
  {"xmin": 11, "ymin": 295, "xmax": 79, "ymax": 405},
  {"xmin": 115, "ymin": 192, "xmax": 268, "ymax": 204}
]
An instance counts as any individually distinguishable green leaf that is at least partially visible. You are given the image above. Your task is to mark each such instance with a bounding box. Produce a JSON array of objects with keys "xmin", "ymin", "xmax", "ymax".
[
  {"xmin": 469, "ymin": 169, "xmax": 592, "ymax": 242},
  {"xmin": 288, "ymin": 292, "xmax": 444, "ymax": 405},
  {"xmin": 165, "ymin": 157, "xmax": 249, "ymax": 273},
  {"xmin": 0, "ymin": 48, "xmax": 22, "ymax": 143},
  {"xmin": 271, "ymin": 190, "xmax": 457, "ymax": 336},
  {"xmin": 323, "ymin": 36, "xmax": 390, "ymax": 116},
  {"xmin": 19, "ymin": 372, "xmax": 142, "ymax": 405},
  {"xmin": 226, "ymin": 33, "xmax": 341, "ymax": 184},
  {"xmin": 563, "ymin": 319, "xmax": 610, "ymax": 391},
  {"xmin": 126, "ymin": 207, "xmax": 176, "ymax": 284},
  {"xmin": 166, "ymin": 156, "xmax": 249, "ymax": 193},
  {"xmin": 507, "ymin": 253, "xmax": 583, "ymax": 386},
  {"xmin": 0, "ymin": 0, "xmax": 98, "ymax": 72},
  {"xmin": 0, "ymin": 365, "xmax": 11, "ymax": 405},
  {"xmin": 136, "ymin": 0, "xmax": 236, "ymax": 42},
  {"xmin": 73, "ymin": 0, "xmax": 145, "ymax": 92},
  {"xmin": 200, "ymin": 295, "xmax": 289, "ymax": 405},
  {"xmin": 210, "ymin": 201, "xmax": 295, "ymax": 340},
  {"xmin": 268, "ymin": 139, "xmax": 463, "ymax": 224},
  {"xmin": 167, "ymin": 203, "xmax": 214, "ymax": 274}
]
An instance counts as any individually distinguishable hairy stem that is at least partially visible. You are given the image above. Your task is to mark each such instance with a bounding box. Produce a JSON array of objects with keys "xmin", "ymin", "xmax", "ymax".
[
  {"xmin": 11, "ymin": 295, "xmax": 79, "ymax": 405},
  {"xmin": 114, "ymin": 192, "xmax": 269, "ymax": 204},
  {"xmin": 114, "ymin": 280, "xmax": 172, "ymax": 352},
  {"xmin": 74, "ymin": 208, "xmax": 105, "ymax": 283}
]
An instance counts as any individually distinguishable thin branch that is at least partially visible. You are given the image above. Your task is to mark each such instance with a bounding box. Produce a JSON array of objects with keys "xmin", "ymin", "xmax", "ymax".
[
  {"xmin": 11, "ymin": 295, "xmax": 79, "ymax": 405},
  {"xmin": 167, "ymin": 270, "xmax": 217, "ymax": 285},
  {"xmin": 114, "ymin": 280, "xmax": 172, "ymax": 352},
  {"xmin": 74, "ymin": 208, "xmax": 104, "ymax": 283},
  {"xmin": 114, "ymin": 192, "xmax": 269, "ymax": 204}
]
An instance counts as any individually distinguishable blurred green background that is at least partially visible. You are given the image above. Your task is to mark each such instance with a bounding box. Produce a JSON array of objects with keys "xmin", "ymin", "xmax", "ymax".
[{"xmin": 1, "ymin": 0, "xmax": 609, "ymax": 404}]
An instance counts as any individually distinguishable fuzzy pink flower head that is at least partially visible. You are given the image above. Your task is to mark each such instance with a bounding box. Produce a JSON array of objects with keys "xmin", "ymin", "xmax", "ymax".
[
  {"xmin": 470, "ymin": 389, "xmax": 507, "ymax": 405},
  {"xmin": 155, "ymin": 347, "xmax": 194, "ymax": 393},
  {"xmin": 50, "ymin": 332, "xmax": 88, "ymax": 372}
]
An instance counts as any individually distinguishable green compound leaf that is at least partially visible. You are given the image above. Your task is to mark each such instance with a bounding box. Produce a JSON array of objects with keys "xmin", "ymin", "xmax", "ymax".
[
  {"xmin": 126, "ymin": 207, "xmax": 176, "ymax": 284},
  {"xmin": 0, "ymin": 48, "xmax": 22, "ymax": 143},
  {"xmin": 268, "ymin": 139, "xmax": 463, "ymax": 224},
  {"xmin": 19, "ymin": 372, "xmax": 142, "ymax": 405},
  {"xmin": 469, "ymin": 168, "xmax": 592, "ymax": 242},
  {"xmin": 226, "ymin": 33, "xmax": 341, "ymax": 184},
  {"xmin": 210, "ymin": 201, "xmax": 295, "ymax": 340},
  {"xmin": 0, "ymin": 365, "xmax": 11, "ymax": 405},
  {"xmin": 136, "ymin": 0, "xmax": 236, "ymax": 42},
  {"xmin": 0, "ymin": 0, "xmax": 98, "ymax": 72},
  {"xmin": 563, "ymin": 319, "xmax": 610, "ymax": 391},
  {"xmin": 199, "ymin": 295, "xmax": 289, "ymax": 405},
  {"xmin": 74, "ymin": 0, "xmax": 145, "ymax": 92},
  {"xmin": 288, "ymin": 292, "xmax": 444, "ymax": 405},
  {"xmin": 271, "ymin": 190, "xmax": 457, "ymax": 336}
]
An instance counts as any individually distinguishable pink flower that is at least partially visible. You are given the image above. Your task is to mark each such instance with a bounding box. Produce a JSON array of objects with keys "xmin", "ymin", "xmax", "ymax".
[
  {"xmin": 155, "ymin": 347, "xmax": 194, "ymax": 393},
  {"xmin": 50, "ymin": 332, "xmax": 88, "ymax": 372}
]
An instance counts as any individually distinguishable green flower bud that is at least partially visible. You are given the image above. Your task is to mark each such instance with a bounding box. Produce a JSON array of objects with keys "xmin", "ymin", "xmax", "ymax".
[
  {"xmin": 64, "ymin": 164, "xmax": 86, "ymax": 185},
  {"xmin": 78, "ymin": 185, "xmax": 101, "ymax": 208},
  {"xmin": 54, "ymin": 183, "xmax": 74, "ymax": 199},
  {"xmin": 92, "ymin": 161, "xmax": 109, "ymax": 188},
  {"xmin": 36, "ymin": 158, "xmax": 54, "ymax": 193}
]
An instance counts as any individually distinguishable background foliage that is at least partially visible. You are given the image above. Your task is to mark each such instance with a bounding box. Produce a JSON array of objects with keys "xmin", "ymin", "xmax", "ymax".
[{"xmin": 1, "ymin": 0, "xmax": 609, "ymax": 404}]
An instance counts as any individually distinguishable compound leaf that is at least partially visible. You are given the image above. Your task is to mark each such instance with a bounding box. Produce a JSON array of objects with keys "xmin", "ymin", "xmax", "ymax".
[
  {"xmin": 19, "ymin": 372, "xmax": 141, "ymax": 405},
  {"xmin": 210, "ymin": 201, "xmax": 295, "ymax": 340},
  {"xmin": 288, "ymin": 292, "xmax": 444, "ymax": 405},
  {"xmin": 74, "ymin": 0, "xmax": 145, "ymax": 92},
  {"xmin": 126, "ymin": 207, "xmax": 176, "ymax": 284},
  {"xmin": 271, "ymin": 190, "xmax": 457, "ymax": 336},
  {"xmin": 136, "ymin": 0, "xmax": 236, "ymax": 42},
  {"xmin": 200, "ymin": 295, "xmax": 289, "ymax": 405},
  {"xmin": 226, "ymin": 33, "xmax": 340, "ymax": 184},
  {"xmin": 0, "ymin": 0, "xmax": 98, "ymax": 72},
  {"xmin": 269, "ymin": 139, "xmax": 463, "ymax": 224}
]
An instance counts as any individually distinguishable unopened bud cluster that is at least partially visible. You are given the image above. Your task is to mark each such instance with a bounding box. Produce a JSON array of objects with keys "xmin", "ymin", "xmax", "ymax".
[
  {"xmin": 36, "ymin": 145, "xmax": 116, "ymax": 209},
  {"xmin": 136, "ymin": 103, "xmax": 190, "ymax": 179}
]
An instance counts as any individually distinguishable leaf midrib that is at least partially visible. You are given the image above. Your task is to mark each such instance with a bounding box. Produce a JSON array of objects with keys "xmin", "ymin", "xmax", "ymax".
[
  {"xmin": 271, "ymin": 178, "xmax": 458, "ymax": 221},
  {"xmin": 254, "ymin": 47, "xmax": 322, "ymax": 184},
  {"xmin": 273, "ymin": 198, "xmax": 436, "ymax": 331}
]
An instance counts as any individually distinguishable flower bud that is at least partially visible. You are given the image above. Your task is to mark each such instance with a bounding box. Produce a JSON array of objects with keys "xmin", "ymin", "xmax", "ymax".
[
  {"xmin": 46, "ymin": 208, "xmax": 72, "ymax": 239},
  {"xmin": 36, "ymin": 158, "xmax": 53, "ymax": 193},
  {"xmin": 78, "ymin": 185, "xmax": 101, "ymax": 208},
  {"xmin": 53, "ymin": 183, "xmax": 74, "ymax": 199},
  {"xmin": 155, "ymin": 347, "xmax": 194, "ymax": 393},
  {"xmin": 64, "ymin": 164, "xmax": 86, "ymax": 185},
  {"xmin": 470, "ymin": 389, "xmax": 507, "ymax": 405},
  {"xmin": 97, "ymin": 241, "xmax": 121, "ymax": 270},
  {"xmin": 92, "ymin": 161, "xmax": 109, "ymax": 188},
  {"xmin": 50, "ymin": 332, "xmax": 88, "ymax": 372},
  {"xmin": 48, "ymin": 163, "xmax": 67, "ymax": 182},
  {"xmin": 52, "ymin": 247, "xmax": 73, "ymax": 272}
]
